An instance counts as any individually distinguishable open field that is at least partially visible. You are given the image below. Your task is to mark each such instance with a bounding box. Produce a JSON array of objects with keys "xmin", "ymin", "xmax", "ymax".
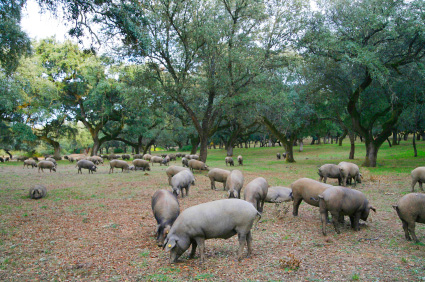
[{"xmin": 0, "ymin": 141, "xmax": 424, "ymax": 281}]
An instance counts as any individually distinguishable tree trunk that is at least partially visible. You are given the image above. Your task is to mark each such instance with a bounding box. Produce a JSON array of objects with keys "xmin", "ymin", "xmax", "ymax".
[
  {"xmin": 199, "ymin": 134, "xmax": 208, "ymax": 163},
  {"xmin": 285, "ymin": 139, "xmax": 295, "ymax": 162},
  {"xmin": 413, "ymin": 132, "xmax": 418, "ymax": 157},
  {"xmin": 349, "ymin": 131, "xmax": 355, "ymax": 159},
  {"xmin": 190, "ymin": 136, "xmax": 199, "ymax": 155},
  {"xmin": 5, "ymin": 150, "xmax": 12, "ymax": 159},
  {"xmin": 392, "ymin": 130, "xmax": 398, "ymax": 146},
  {"xmin": 363, "ymin": 142, "xmax": 379, "ymax": 167},
  {"xmin": 387, "ymin": 138, "xmax": 392, "ymax": 147},
  {"xmin": 53, "ymin": 143, "xmax": 61, "ymax": 160},
  {"xmin": 226, "ymin": 146, "xmax": 233, "ymax": 156},
  {"xmin": 299, "ymin": 139, "xmax": 304, "ymax": 152},
  {"xmin": 339, "ymin": 128, "xmax": 348, "ymax": 146},
  {"xmin": 92, "ymin": 138, "xmax": 100, "ymax": 156}
]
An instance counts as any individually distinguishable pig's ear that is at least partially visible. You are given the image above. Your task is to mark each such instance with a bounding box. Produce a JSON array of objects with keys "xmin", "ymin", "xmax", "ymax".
[
  {"xmin": 164, "ymin": 238, "xmax": 177, "ymax": 251},
  {"xmin": 369, "ymin": 206, "xmax": 377, "ymax": 213}
]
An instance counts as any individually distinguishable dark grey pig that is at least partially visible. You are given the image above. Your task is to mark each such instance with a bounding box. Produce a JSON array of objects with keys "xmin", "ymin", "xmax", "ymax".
[
  {"xmin": 265, "ymin": 186, "xmax": 293, "ymax": 203},
  {"xmin": 37, "ymin": 161, "xmax": 57, "ymax": 173},
  {"xmin": 170, "ymin": 170, "xmax": 195, "ymax": 198},
  {"xmin": 291, "ymin": 178, "xmax": 332, "ymax": 216},
  {"xmin": 29, "ymin": 185, "xmax": 47, "ymax": 199},
  {"xmin": 76, "ymin": 159, "xmax": 97, "ymax": 174},
  {"xmin": 393, "ymin": 193, "xmax": 425, "ymax": 242},
  {"xmin": 166, "ymin": 166, "xmax": 189, "ymax": 185},
  {"xmin": 244, "ymin": 177, "xmax": 269, "ymax": 213},
  {"xmin": 152, "ymin": 189, "xmax": 180, "ymax": 247},
  {"xmin": 318, "ymin": 186, "xmax": 376, "ymax": 235},
  {"xmin": 164, "ymin": 199, "xmax": 260, "ymax": 263},
  {"xmin": 318, "ymin": 164, "xmax": 342, "ymax": 185},
  {"xmin": 109, "ymin": 160, "xmax": 129, "ymax": 173}
]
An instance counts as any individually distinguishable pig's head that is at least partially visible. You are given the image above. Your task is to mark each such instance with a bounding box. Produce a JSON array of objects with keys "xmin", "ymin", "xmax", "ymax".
[
  {"xmin": 164, "ymin": 234, "xmax": 190, "ymax": 263},
  {"xmin": 52, "ymin": 167, "xmax": 57, "ymax": 172},
  {"xmin": 156, "ymin": 224, "xmax": 171, "ymax": 247},
  {"xmin": 91, "ymin": 165, "xmax": 97, "ymax": 172},
  {"xmin": 361, "ymin": 204, "xmax": 376, "ymax": 221},
  {"xmin": 228, "ymin": 189, "xmax": 238, "ymax": 199},
  {"xmin": 172, "ymin": 186, "xmax": 180, "ymax": 197}
]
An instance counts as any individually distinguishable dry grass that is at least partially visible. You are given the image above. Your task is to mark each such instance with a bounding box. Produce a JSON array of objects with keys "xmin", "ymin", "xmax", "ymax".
[{"xmin": 0, "ymin": 143, "xmax": 424, "ymax": 281}]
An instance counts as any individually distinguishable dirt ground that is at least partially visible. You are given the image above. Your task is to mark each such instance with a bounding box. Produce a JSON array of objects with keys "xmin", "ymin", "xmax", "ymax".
[{"xmin": 0, "ymin": 157, "xmax": 424, "ymax": 281}]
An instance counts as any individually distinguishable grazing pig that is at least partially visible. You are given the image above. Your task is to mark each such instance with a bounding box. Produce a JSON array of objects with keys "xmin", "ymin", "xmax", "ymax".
[
  {"xmin": 152, "ymin": 189, "xmax": 180, "ymax": 247},
  {"xmin": 244, "ymin": 177, "xmax": 269, "ymax": 213},
  {"xmin": 265, "ymin": 186, "xmax": 293, "ymax": 203},
  {"xmin": 133, "ymin": 154, "xmax": 143, "ymax": 159},
  {"xmin": 318, "ymin": 164, "xmax": 342, "ymax": 185},
  {"xmin": 23, "ymin": 159, "xmax": 37, "ymax": 169},
  {"xmin": 276, "ymin": 153, "xmax": 281, "ymax": 160},
  {"xmin": 166, "ymin": 166, "xmax": 189, "ymax": 185},
  {"xmin": 189, "ymin": 154, "xmax": 199, "ymax": 160},
  {"xmin": 122, "ymin": 154, "xmax": 131, "ymax": 160},
  {"xmin": 65, "ymin": 156, "xmax": 75, "ymax": 163},
  {"xmin": 291, "ymin": 178, "xmax": 332, "ymax": 216},
  {"xmin": 226, "ymin": 170, "xmax": 244, "ymax": 198},
  {"xmin": 318, "ymin": 186, "xmax": 376, "ymax": 235},
  {"xmin": 37, "ymin": 161, "xmax": 56, "ymax": 173},
  {"xmin": 238, "ymin": 155, "xmax": 243, "ymax": 166},
  {"xmin": 29, "ymin": 185, "xmax": 47, "ymax": 199},
  {"xmin": 168, "ymin": 154, "xmax": 176, "ymax": 161},
  {"xmin": 162, "ymin": 155, "xmax": 170, "ymax": 166},
  {"xmin": 411, "ymin": 167, "xmax": 425, "ymax": 192},
  {"xmin": 338, "ymin": 161, "xmax": 361, "ymax": 186},
  {"xmin": 225, "ymin": 157, "xmax": 234, "ymax": 166},
  {"xmin": 207, "ymin": 168, "xmax": 231, "ymax": 190},
  {"xmin": 151, "ymin": 156, "xmax": 164, "ymax": 166},
  {"xmin": 132, "ymin": 159, "xmax": 151, "ymax": 171},
  {"xmin": 109, "ymin": 160, "xmax": 130, "ymax": 173},
  {"xmin": 77, "ymin": 160, "xmax": 97, "ymax": 174},
  {"xmin": 170, "ymin": 170, "xmax": 195, "ymax": 198},
  {"xmin": 393, "ymin": 193, "xmax": 425, "ymax": 242},
  {"xmin": 164, "ymin": 199, "xmax": 260, "ymax": 263},
  {"xmin": 143, "ymin": 154, "xmax": 152, "ymax": 161},
  {"xmin": 88, "ymin": 156, "xmax": 103, "ymax": 165},
  {"xmin": 181, "ymin": 157, "xmax": 189, "ymax": 167},
  {"xmin": 46, "ymin": 157, "xmax": 57, "ymax": 167},
  {"xmin": 176, "ymin": 153, "xmax": 182, "ymax": 158},
  {"xmin": 188, "ymin": 160, "xmax": 208, "ymax": 172}
]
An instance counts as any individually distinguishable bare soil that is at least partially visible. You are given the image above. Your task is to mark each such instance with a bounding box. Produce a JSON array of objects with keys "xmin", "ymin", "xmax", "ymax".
[{"xmin": 0, "ymin": 158, "xmax": 424, "ymax": 281}]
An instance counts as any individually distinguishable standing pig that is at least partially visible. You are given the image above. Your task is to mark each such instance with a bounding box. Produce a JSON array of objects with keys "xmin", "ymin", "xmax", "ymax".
[
  {"xmin": 46, "ymin": 157, "xmax": 57, "ymax": 167},
  {"xmin": 181, "ymin": 157, "xmax": 189, "ymax": 167},
  {"xmin": 411, "ymin": 167, "xmax": 425, "ymax": 192},
  {"xmin": 133, "ymin": 159, "xmax": 151, "ymax": 171},
  {"xmin": 291, "ymin": 178, "xmax": 332, "ymax": 216},
  {"xmin": 109, "ymin": 160, "xmax": 130, "ymax": 173},
  {"xmin": 162, "ymin": 155, "xmax": 170, "ymax": 166},
  {"xmin": 238, "ymin": 155, "xmax": 243, "ymax": 166},
  {"xmin": 76, "ymin": 160, "xmax": 97, "ymax": 174},
  {"xmin": 151, "ymin": 189, "xmax": 180, "ymax": 247},
  {"xmin": 393, "ymin": 193, "xmax": 425, "ymax": 242},
  {"xmin": 338, "ymin": 161, "xmax": 361, "ymax": 186},
  {"xmin": 37, "ymin": 161, "xmax": 57, "ymax": 173},
  {"xmin": 225, "ymin": 157, "xmax": 234, "ymax": 166},
  {"xmin": 164, "ymin": 199, "xmax": 260, "ymax": 263},
  {"xmin": 226, "ymin": 170, "xmax": 244, "ymax": 198},
  {"xmin": 318, "ymin": 186, "xmax": 376, "ymax": 235},
  {"xmin": 318, "ymin": 164, "xmax": 342, "ymax": 185},
  {"xmin": 170, "ymin": 170, "xmax": 195, "ymax": 198},
  {"xmin": 23, "ymin": 159, "xmax": 37, "ymax": 169},
  {"xmin": 188, "ymin": 160, "xmax": 208, "ymax": 172},
  {"xmin": 276, "ymin": 153, "xmax": 281, "ymax": 160},
  {"xmin": 166, "ymin": 166, "xmax": 189, "ymax": 185},
  {"xmin": 143, "ymin": 154, "xmax": 152, "ymax": 161},
  {"xmin": 207, "ymin": 168, "xmax": 231, "ymax": 190},
  {"xmin": 151, "ymin": 156, "xmax": 164, "ymax": 166},
  {"xmin": 265, "ymin": 186, "xmax": 293, "ymax": 203},
  {"xmin": 244, "ymin": 177, "xmax": 269, "ymax": 213}
]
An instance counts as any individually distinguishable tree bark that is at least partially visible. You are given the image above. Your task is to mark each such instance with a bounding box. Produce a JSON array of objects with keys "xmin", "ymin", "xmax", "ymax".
[
  {"xmin": 349, "ymin": 131, "xmax": 355, "ymax": 159},
  {"xmin": 364, "ymin": 142, "xmax": 379, "ymax": 167},
  {"xmin": 190, "ymin": 136, "xmax": 199, "ymax": 155},
  {"xmin": 339, "ymin": 128, "xmax": 348, "ymax": 146},
  {"xmin": 392, "ymin": 130, "xmax": 398, "ymax": 146},
  {"xmin": 413, "ymin": 132, "xmax": 418, "ymax": 157}
]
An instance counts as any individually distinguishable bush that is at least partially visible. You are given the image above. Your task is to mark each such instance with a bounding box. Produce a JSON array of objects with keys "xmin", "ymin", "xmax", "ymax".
[
  {"xmin": 114, "ymin": 148, "xmax": 124, "ymax": 153},
  {"xmin": 179, "ymin": 145, "xmax": 192, "ymax": 152}
]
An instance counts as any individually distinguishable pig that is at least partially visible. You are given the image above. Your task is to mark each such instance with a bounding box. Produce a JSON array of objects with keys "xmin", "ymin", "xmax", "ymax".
[
  {"xmin": 152, "ymin": 189, "xmax": 180, "ymax": 247},
  {"xmin": 46, "ymin": 157, "xmax": 57, "ymax": 167},
  {"xmin": 164, "ymin": 199, "xmax": 260, "ymax": 263},
  {"xmin": 176, "ymin": 153, "xmax": 182, "ymax": 158},
  {"xmin": 207, "ymin": 168, "xmax": 231, "ymax": 190},
  {"xmin": 37, "ymin": 161, "xmax": 57, "ymax": 173},
  {"xmin": 393, "ymin": 193, "xmax": 425, "ymax": 242},
  {"xmin": 65, "ymin": 156, "xmax": 75, "ymax": 163},
  {"xmin": 318, "ymin": 186, "xmax": 376, "ymax": 235},
  {"xmin": 132, "ymin": 159, "xmax": 151, "ymax": 171},
  {"xmin": 237, "ymin": 155, "xmax": 243, "ymax": 166},
  {"xmin": 122, "ymin": 154, "xmax": 131, "ymax": 160},
  {"xmin": 76, "ymin": 160, "xmax": 97, "ymax": 174},
  {"xmin": 244, "ymin": 177, "xmax": 269, "ymax": 213},
  {"xmin": 166, "ymin": 166, "xmax": 189, "ymax": 185},
  {"xmin": 168, "ymin": 154, "xmax": 176, "ymax": 161},
  {"xmin": 170, "ymin": 170, "xmax": 196, "ymax": 198},
  {"xmin": 411, "ymin": 167, "xmax": 425, "ymax": 192},
  {"xmin": 143, "ymin": 154, "xmax": 152, "ymax": 161},
  {"xmin": 265, "ymin": 186, "xmax": 293, "ymax": 203},
  {"xmin": 109, "ymin": 160, "xmax": 130, "ymax": 173},
  {"xmin": 181, "ymin": 157, "xmax": 189, "ymax": 167},
  {"xmin": 23, "ymin": 159, "xmax": 37, "ymax": 169},
  {"xmin": 133, "ymin": 154, "xmax": 143, "ymax": 159},
  {"xmin": 276, "ymin": 153, "xmax": 281, "ymax": 160},
  {"xmin": 162, "ymin": 155, "xmax": 170, "ymax": 166},
  {"xmin": 225, "ymin": 157, "xmax": 234, "ymax": 166},
  {"xmin": 291, "ymin": 178, "xmax": 333, "ymax": 216},
  {"xmin": 88, "ymin": 156, "xmax": 103, "ymax": 165},
  {"xmin": 29, "ymin": 185, "xmax": 47, "ymax": 199},
  {"xmin": 318, "ymin": 164, "xmax": 342, "ymax": 185},
  {"xmin": 226, "ymin": 170, "xmax": 244, "ymax": 198},
  {"xmin": 151, "ymin": 156, "xmax": 164, "ymax": 166},
  {"xmin": 338, "ymin": 161, "xmax": 361, "ymax": 186},
  {"xmin": 188, "ymin": 160, "xmax": 208, "ymax": 172},
  {"xmin": 189, "ymin": 154, "xmax": 199, "ymax": 160}
]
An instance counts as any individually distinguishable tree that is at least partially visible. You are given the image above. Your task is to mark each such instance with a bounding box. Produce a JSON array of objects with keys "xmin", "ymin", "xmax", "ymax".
[{"xmin": 300, "ymin": 0, "xmax": 425, "ymax": 166}]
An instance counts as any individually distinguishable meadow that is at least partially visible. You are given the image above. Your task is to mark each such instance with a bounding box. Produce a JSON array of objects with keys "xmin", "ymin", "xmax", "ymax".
[{"xmin": 0, "ymin": 140, "xmax": 424, "ymax": 281}]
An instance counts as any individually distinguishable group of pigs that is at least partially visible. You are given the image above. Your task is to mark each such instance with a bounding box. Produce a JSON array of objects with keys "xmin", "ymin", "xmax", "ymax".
[{"xmin": 152, "ymin": 160, "xmax": 425, "ymax": 264}]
